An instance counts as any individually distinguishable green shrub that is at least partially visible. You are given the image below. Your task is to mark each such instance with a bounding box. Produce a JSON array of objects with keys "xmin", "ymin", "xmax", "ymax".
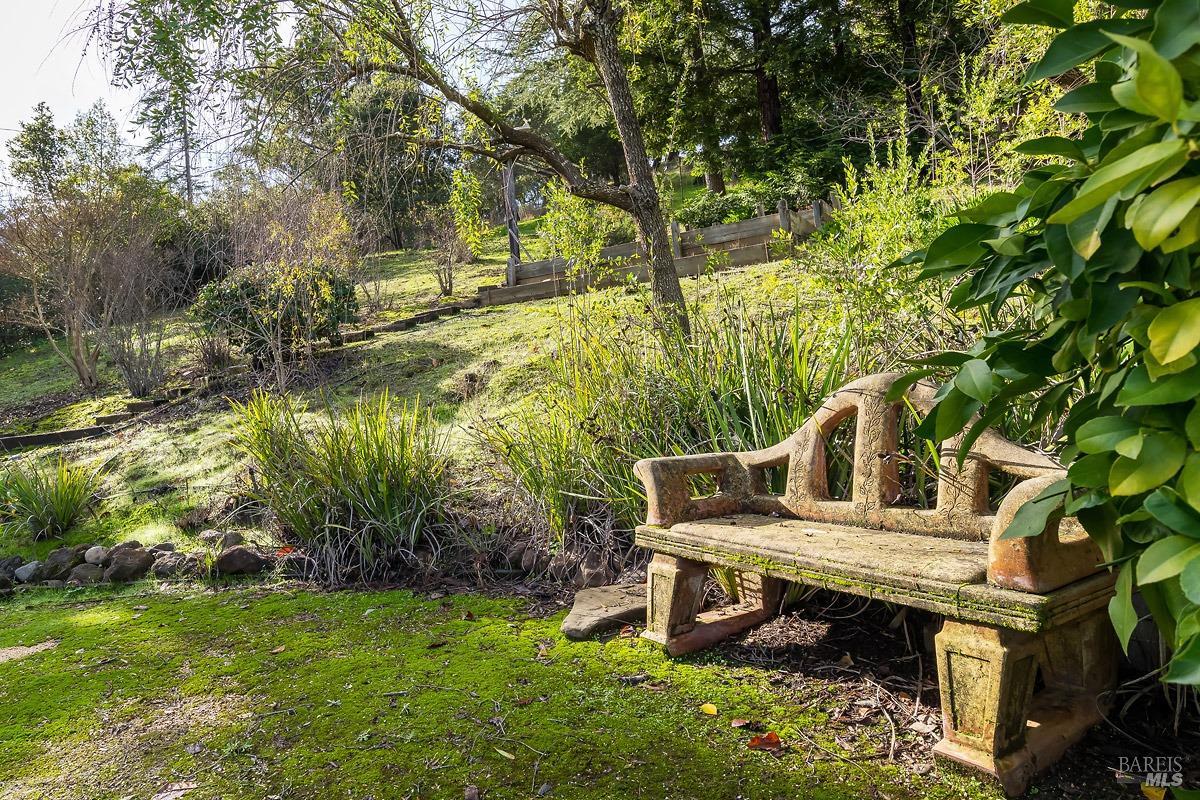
[
  {"xmin": 192, "ymin": 262, "xmax": 357, "ymax": 365},
  {"xmin": 675, "ymin": 188, "xmax": 763, "ymax": 229},
  {"xmin": 231, "ymin": 391, "xmax": 454, "ymax": 583},
  {"xmin": 537, "ymin": 180, "xmax": 637, "ymax": 268},
  {"xmin": 908, "ymin": 0, "xmax": 1200, "ymax": 685},
  {"xmin": 0, "ymin": 459, "xmax": 104, "ymax": 541},
  {"xmin": 477, "ymin": 292, "xmax": 853, "ymax": 543}
]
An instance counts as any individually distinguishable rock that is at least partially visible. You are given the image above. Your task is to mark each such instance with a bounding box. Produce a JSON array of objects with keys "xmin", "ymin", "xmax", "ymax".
[
  {"xmin": 277, "ymin": 550, "xmax": 318, "ymax": 580},
  {"xmin": 43, "ymin": 580, "xmax": 65, "ymax": 589},
  {"xmin": 149, "ymin": 542, "xmax": 177, "ymax": 556},
  {"xmin": 108, "ymin": 540, "xmax": 143, "ymax": 557},
  {"xmin": 42, "ymin": 546, "xmax": 86, "ymax": 582},
  {"xmin": 0, "ymin": 555, "xmax": 24, "ymax": 580},
  {"xmin": 84, "ymin": 545, "xmax": 110, "ymax": 566},
  {"xmin": 14, "ymin": 561, "xmax": 44, "ymax": 583},
  {"xmin": 103, "ymin": 548, "xmax": 155, "ymax": 583},
  {"xmin": 67, "ymin": 563, "xmax": 104, "ymax": 585},
  {"xmin": 151, "ymin": 552, "xmax": 201, "ymax": 579},
  {"xmin": 573, "ymin": 551, "xmax": 613, "ymax": 589},
  {"xmin": 548, "ymin": 550, "xmax": 576, "ymax": 582},
  {"xmin": 502, "ymin": 539, "xmax": 527, "ymax": 569},
  {"xmin": 200, "ymin": 529, "xmax": 243, "ymax": 549},
  {"xmin": 215, "ymin": 545, "xmax": 268, "ymax": 575},
  {"xmin": 560, "ymin": 584, "xmax": 647, "ymax": 641},
  {"xmin": 0, "ymin": 574, "xmax": 11, "ymax": 595}
]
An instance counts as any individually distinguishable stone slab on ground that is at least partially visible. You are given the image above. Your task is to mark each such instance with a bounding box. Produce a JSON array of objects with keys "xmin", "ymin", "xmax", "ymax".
[{"xmin": 561, "ymin": 583, "xmax": 647, "ymax": 641}]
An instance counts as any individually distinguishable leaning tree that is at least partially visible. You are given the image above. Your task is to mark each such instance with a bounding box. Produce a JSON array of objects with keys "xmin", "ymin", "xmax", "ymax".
[{"xmin": 91, "ymin": 0, "xmax": 691, "ymax": 326}]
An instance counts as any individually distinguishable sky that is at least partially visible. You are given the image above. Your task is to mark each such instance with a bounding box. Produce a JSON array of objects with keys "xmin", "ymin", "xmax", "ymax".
[{"xmin": 0, "ymin": 1, "xmax": 139, "ymax": 149}]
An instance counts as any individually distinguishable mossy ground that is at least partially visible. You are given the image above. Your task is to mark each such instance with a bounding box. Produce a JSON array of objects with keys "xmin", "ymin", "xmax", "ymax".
[{"xmin": 0, "ymin": 584, "xmax": 1000, "ymax": 800}]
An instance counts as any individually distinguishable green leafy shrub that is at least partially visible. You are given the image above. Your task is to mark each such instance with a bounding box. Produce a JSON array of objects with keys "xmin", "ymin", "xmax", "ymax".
[
  {"xmin": 231, "ymin": 391, "xmax": 454, "ymax": 583},
  {"xmin": 676, "ymin": 188, "xmax": 763, "ymax": 229},
  {"xmin": 0, "ymin": 459, "xmax": 103, "ymax": 541},
  {"xmin": 477, "ymin": 292, "xmax": 853, "ymax": 542},
  {"xmin": 801, "ymin": 137, "xmax": 969, "ymax": 369},
  {"xmin": 192, "ymin": 262, "xmax": 358, "ymax": 365},
  {"xmin": 908, "ymin": 0, "xmax": 1200, "ymax": 685},
  {"xmin": 537, "ymin": 180, "xmax": 637, "ymax": 269}
]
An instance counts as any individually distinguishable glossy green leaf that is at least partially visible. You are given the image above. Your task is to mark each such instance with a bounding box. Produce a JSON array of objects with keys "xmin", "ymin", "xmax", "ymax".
[
  {"xmin": 1028, "ymin": 19, "xmax": 1150, "ymax": 81},
  {"xmin": 1068, "ymin": 452, "xmax": 1114, "ymax": 487},
  {"xmin": 1014, "ymin": 136, "xmax": 1088, "ymax": 162},
  {"xmin": 1055, "ymin": 82, "xmax": 1120, "ymax": 114},
  {"xmin": 1116, "ymin": 364, "xmax": 1200, "ymax": 406},
  {"xmin": 1179, "ymin": 454, "xmax": 1200, "ymax": 511},
  {"xmin": 1047, "ymin": 140, "xmax": 1185, "ymax": 224},
  {"xmin": 1137, "ymin": 535, "xmax": 1200, "ymax": 583},
  {"xmin": 1147, "ymin": 297, "xmax": 1200, "ymax": 365},
  {"xmin": 1108, "ymin": 562, "xmax": 1138, "ymax": 653},
  {"xmin": 1182, "ymin": 558, "xmax": 1200, "ymax": 604},
  {"xmin": 1151, "ymin": 0, "xmax": 1200, "ymax": 59},
  {"xmin": 954, "ymin": 359, "xmax": 995, "ymax": 402},
  {"xmin": 1164, "ymin": 633, "xmax": 1200, "ymax": 684},
  {"xmin": 1144, "ymin": 487, "xmax": 1200, "ymax": 536},
  {"xmin": 1109, "ymin": 431, "xmax": 1186, "ymax": 495},
  {"xmin": 921, "ymin": 224, "xmax": 994, "ymax": 274},
  {"xmin": 1001, "ymin": 0, "xmax": 1075, "ymax": 28},
  {"xmin": 1000, "ymin": 478, "xmax": 1067, "ymax": 539},
  {"xmin": 1132, "ymin": 177, "xmax": 1200, "ymax": 251},
  {"xmin": 1075, "ymin": 415, "xmax": 1140, "ymax": 453}
]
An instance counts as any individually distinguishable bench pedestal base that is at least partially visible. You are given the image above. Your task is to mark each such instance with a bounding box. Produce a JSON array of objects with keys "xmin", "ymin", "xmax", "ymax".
[
  {"xmin": 643, "ymin": 555, "xmax": 782, "ymax": 656},
  {"xmin": 934, "ymin": 613, "xmax": 1116, "ymax": 796}
]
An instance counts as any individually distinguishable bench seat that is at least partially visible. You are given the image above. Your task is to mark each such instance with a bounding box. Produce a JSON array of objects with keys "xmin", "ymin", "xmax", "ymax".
[
  {"xmin": 637, "ymin": 515, "xmax": 1115, "ymax": 634},
  {"xmin": 632, "ymin": 373, "xmax": 1120, "ymax": 796}
]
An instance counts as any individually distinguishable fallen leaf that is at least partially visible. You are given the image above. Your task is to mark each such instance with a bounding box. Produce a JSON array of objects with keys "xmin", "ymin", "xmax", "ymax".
[
  {"xmin": 618, "ymin": 625, "xmax": 637, "ymax": 638},
  {"xmin": 747, "ymin": 731, "xmax": 783, "ymax": 752},
  {"xmin": 1141, "ymin": 788, "xmax": 1167, "ymax": 800},
  {"xmin": 462, "ymin": 611, "xmax": 475, "ymax": 621},
  {"xmin": 427, "ymin": 641, "xmax": 447, "ymax": 649},
  {"xmin": 270, "ymin": 646, "xmax": 286, "ymax": 655},
  {"xmin": 617, "ymin": 673, "xmax": 649, "ymax": 685},
  {"xmin": 150, "ymin": 782, "xmax": 199, "ymax": 800},
  {"xmin": 837, "ymin": 653, "xmax": 854, "ymax": 667},
  {"xmin": 907, "ymin": 721, "xmax": 938, "ymax": 735},
  {"xmin": 493, "ymin": 747, "xmax": 515, "ymax": 760},
  {"xmin": 464, "ymin": 786, "xmax": 480, "ymax": 800},
  {"xmin": 730, "ymin": 719, "xmax": 763, "ymax": 731},
  {"xmin": 276, "ymin": 546, "xmax": 296, "ymax": 556},
  {"xmin": 700, "ymin": 703, "xmax": 718, "ymax": 716}
]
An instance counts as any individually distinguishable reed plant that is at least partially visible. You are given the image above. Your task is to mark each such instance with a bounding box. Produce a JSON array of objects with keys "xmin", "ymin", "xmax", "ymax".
[
  {"xmin": 231, "ymin": 390, "xmax": 454, "ymax": 583},
  {"xmin": 478, "ymin": 291, "xmax": 855, "ymax": 544},
  {"xmin": 0, "ymin": 459, "xmax": 104, "ymax": 541}
]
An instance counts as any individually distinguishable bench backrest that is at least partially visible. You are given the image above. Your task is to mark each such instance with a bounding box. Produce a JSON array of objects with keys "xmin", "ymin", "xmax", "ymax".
[{"xmin": 739, "ymin": 373, "xmax": 1063, "ymax": 541}]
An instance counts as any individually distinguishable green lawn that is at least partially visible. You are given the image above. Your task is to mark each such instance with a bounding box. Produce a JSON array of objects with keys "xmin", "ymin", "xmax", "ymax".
[{"xmin": 0, "ymin": 585, "xmax": 998, "ymax": 800}]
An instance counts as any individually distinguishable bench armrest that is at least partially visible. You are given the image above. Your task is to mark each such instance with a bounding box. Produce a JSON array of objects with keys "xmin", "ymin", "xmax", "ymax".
[
  {"xmin": 988, "ymin": 474, "xmax": 1104, "ymax": 593},
  {"xmin": 633, "ymin": 453, "xmax": 754, "ymax": 527}
]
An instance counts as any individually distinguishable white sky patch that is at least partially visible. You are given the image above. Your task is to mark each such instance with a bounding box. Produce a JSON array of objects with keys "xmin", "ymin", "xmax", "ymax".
[{"xmin": 0, "ymin": 1, "xmax": 138, "ymax": 148}]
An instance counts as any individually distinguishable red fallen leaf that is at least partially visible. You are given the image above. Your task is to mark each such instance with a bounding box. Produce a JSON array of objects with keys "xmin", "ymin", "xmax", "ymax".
[
  {"xmin": 276, "ymin": 546, "xmax": 296, "ymax": 556},
  {"xmin": 747, "ymin": 731, "xmax": 782, "ymax": 751},
  {"xmin": 462, "ymin": 611, "xmax": 476, "ymax": 621}
]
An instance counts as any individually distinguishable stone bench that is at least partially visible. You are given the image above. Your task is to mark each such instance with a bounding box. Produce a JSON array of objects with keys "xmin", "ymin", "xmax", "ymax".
[{"xmin": 633, "ymin": 373, "xmax": 1117, "ymax": 796}]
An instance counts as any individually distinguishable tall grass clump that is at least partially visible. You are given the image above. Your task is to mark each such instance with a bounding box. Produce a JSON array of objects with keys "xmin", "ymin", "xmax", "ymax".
[
  {"xmin": 477, "ymin": 292, "xmax": 854, "ymax": 549},
  {"xmin": 0, "ymin": 459, "xmax": 104, "ymax": 541},
  {"xmin": 231, "ymin": 390, "xmax": 454, "ymax": 584}
]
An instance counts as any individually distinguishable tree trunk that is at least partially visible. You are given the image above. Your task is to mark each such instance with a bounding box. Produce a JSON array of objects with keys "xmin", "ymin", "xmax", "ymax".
[
  {"xmin": 750, "ymin": 2, "xmax": 783, "ymax": 142},
  {"xmin": 894, "ymin": 0, "xmax": 925, "ymax": 139},
  {"xmin": 586, "ymin": 0, "xmax": 688, "ymax": 326}
]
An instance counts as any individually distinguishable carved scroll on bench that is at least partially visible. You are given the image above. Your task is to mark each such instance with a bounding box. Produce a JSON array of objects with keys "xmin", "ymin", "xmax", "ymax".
[{"xmin": 633, "ymin": 373, "xmax": 1116, "ymax": 796}]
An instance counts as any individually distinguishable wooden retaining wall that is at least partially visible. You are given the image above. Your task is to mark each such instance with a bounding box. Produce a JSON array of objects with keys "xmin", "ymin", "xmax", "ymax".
[{"xmin": 479, "ymin": 204, "xmax": 827, "ymax": 308}]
